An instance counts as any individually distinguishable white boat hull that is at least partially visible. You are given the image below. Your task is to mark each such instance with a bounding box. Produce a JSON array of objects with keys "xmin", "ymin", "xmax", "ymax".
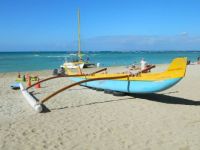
[{"xmin": 61, "ymin": 62, "xmax": 84, "ymax": 69}]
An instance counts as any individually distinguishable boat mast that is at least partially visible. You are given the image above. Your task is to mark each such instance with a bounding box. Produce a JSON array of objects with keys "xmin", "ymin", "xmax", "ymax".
[{"xmin": 77, "ymin": 8, "xmax": 81, "ymax": 59}]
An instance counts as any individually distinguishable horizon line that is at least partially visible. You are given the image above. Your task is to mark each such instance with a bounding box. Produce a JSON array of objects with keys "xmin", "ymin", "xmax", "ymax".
[{"xmin": 0, "ymin": 50, "xmax": 200, "ymax": 53}]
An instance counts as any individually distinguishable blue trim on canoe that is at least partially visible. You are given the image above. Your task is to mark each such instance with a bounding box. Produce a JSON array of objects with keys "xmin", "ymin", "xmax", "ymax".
[{"xmin": 69, "ymin": 77, "xmax": 182, "ymax": 93}]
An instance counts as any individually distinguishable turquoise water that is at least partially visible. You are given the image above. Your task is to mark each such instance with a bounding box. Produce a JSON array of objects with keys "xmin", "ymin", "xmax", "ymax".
[{"xmin": 0, "ymin": 51, "xmax": 200, "ymax": 72}]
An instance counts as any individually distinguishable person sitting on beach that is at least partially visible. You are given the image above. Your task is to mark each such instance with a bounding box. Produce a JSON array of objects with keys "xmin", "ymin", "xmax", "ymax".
[
  {"xmin": 59, "ymin": 67, "xmax": 65, "ymax": 75},
  {"xmin": 131, "ymin": 61, "xmax": 137, "ymax": 69},
  {"xmin": 128, "ymin": 61, "xmax": 140, "ymax": 70}
]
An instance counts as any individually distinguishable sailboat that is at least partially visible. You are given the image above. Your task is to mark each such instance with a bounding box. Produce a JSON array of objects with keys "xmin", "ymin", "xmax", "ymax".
[{"xmin": 61, "ymin": 9, "xmax": 95, "ymax": 69}]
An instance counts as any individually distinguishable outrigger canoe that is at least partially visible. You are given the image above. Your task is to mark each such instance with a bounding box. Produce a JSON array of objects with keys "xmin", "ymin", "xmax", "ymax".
[
  {"xmin": 67, "ymin": 57, "xmax": 187, "ymax": 93},
  {"xmin": 22, "ymin": 57, "xmax": 187, "ymax": 112}
]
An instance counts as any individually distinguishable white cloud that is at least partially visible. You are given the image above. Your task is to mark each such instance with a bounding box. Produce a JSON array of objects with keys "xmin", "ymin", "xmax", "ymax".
[
  {"xmin": 180, "ymin": 32, "xmax": 189, "ymax": 36},
  {"xmin": 81, "ymin": 34, "xmax": 200, "ymax": 51}
]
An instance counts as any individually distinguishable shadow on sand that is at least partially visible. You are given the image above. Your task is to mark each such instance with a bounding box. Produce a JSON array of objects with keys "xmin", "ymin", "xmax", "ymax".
[
  {"xmin": 50, "ymin": 97, "xmax": 134, "ymax": 111},
  {"xmin": 128, "ymin": 93, "xmax": 200, "ymax": 106},
  {"xmin": 29, "ymin": 91, "xmax": 51, "ymax": 113},
  {"xmin": 31, "ymin": 90, "xmax": 200, "ymax": 113}
]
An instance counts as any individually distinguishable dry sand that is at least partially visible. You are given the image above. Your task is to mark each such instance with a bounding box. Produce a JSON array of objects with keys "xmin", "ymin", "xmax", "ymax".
[{"xmin": 0, "ymin": 64, "xmax": 200, "ymax": 150}]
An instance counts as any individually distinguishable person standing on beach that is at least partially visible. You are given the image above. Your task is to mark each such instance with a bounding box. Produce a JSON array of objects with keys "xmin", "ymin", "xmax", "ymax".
[
  {"xmin": 140, "ymin": 58, "xmax": 147, "ymax": 70},
  {"xmin": 197, "ymin": 56, "xmax": 200, "ymax": 64}
]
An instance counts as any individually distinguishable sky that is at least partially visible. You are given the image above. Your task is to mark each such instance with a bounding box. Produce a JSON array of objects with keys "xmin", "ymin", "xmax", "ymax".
[{"xmin": 1, "ymin": 0, "xmax": 200, "ymax": 51}]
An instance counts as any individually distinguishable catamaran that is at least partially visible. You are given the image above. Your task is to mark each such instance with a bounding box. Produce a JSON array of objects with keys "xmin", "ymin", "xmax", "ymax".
[{"xmin": 61, "ymin": 9, "xmax": 95, "ymax": 69}]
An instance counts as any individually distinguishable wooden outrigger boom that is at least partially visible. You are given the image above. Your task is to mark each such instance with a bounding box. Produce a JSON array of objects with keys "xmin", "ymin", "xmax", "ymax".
[
  {"xmin": 26, "ymin": 68, "xmax": 108, "ymax": 90},
  {"xmin": 40, "ymin": 75, "xmax": 130, "ymax": 104}
]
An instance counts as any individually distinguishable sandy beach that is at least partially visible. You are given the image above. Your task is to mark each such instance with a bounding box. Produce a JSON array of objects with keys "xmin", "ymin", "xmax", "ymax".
[{"xmin": 0, "ymin": 64, "xmax": 200, "ymax": 150}]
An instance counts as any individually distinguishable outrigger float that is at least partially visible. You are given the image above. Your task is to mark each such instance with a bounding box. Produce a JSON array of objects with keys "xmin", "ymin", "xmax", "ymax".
[{"xmin": 20, "ymin": 57, "xmax": 187, "ymax": 112}]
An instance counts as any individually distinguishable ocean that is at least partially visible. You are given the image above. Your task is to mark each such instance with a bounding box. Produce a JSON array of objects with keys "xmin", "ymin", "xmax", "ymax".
[{"xmin": 0, "ymin": 51, "xmax": 200, "ymax": 72}]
